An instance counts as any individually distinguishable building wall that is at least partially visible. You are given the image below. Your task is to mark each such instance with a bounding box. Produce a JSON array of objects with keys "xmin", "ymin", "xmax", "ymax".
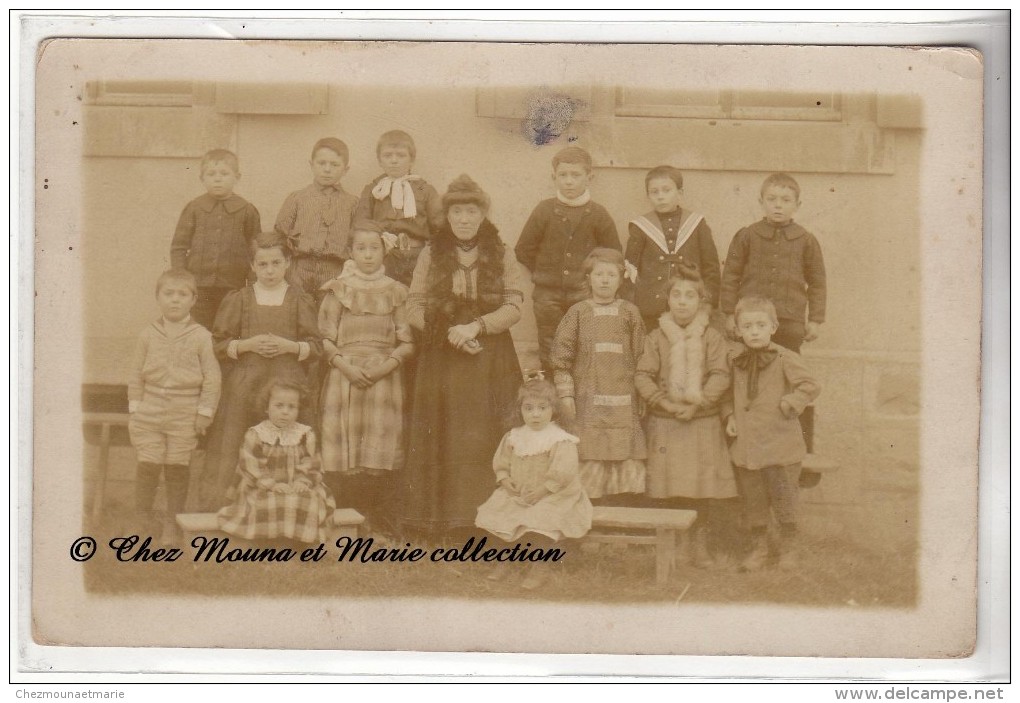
[{"xmin": 81, "ymin": 83, "xmax": 921, "ymax": 505}]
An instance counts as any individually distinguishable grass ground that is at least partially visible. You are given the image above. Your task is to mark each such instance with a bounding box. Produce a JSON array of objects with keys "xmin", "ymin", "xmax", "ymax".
[{"xmin": 83, "ymin": 490, "xmax": 917, "ymax": 608}]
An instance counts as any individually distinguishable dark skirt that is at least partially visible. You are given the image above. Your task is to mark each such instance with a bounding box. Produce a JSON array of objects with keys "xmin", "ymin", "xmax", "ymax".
[
  {"xmin": 198, "ymin": 355, "xmax": 312, "ymax": 511},
  {"xmin": 401, "ymin": 330, "xmax": 522, "ymax": 533}
]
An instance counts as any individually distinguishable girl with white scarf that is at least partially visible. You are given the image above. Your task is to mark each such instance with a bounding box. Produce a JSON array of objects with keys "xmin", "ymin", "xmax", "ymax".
[{"xmin": 634, "ymin": 266, "xmax": 737, "ymax": 569}]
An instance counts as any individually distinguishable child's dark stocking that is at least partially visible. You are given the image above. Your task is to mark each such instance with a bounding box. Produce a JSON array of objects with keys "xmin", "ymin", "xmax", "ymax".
[
  {"xmin": 351, "ymin": 475, "xmax": 384, "ymax": 535},
  {"xmin": 135, "ymin": 462, "xmax": 163, "ymax": 534},
  {"xmin": 741, "ymin": 525, "xmax": 770, "ymax": 572},
  {"xmin": 369, "ymin": 472, "xmax": 402, "ymax": 537},
  {"xmin": 163, "ymin": 465, "xmax": 191, "ymax": 516},
  {"xmin": 777, "ymin": 521, "xmax": 799, "ymax": 570},
  {"xmin": 162, "ymin": 464, "xmax": 190, "ymax": 544},
  {"xmin": 135, "ymin": 462, "xmax": 162, "ymax": 514},
  {"xmin": 690, "ymin": 499, "xmax": 718, "ymax": 569}
]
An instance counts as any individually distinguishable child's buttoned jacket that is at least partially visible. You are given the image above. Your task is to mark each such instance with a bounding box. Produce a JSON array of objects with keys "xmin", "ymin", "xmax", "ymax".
[
  {"xmin": 515, "ymin": 198, "xmax": 620, "ymax": 295},
  {"xmin": 722, "ymin": 342, "xmax": 821, "ymax": 470}
]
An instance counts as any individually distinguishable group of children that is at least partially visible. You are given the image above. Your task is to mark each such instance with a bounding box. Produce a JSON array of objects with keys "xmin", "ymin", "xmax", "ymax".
[{"xmin": 126, "ymin": 133, "xmax": 826, "ymax": 587}]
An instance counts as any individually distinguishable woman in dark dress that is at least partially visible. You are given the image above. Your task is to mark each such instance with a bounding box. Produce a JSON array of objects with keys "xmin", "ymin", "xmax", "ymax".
[{"xmin": 401, "ymin": 175, "xmax": 524, "ymax": 540}]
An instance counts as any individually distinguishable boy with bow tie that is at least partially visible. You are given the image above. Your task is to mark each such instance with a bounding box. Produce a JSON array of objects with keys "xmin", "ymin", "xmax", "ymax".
[
  {"xmin": 354, "ymin": 130, "xmax": 444, "ymax": 286},
  {"xmin": 723, "ymin": 295, "xmax": 821, "ymax": 572}
]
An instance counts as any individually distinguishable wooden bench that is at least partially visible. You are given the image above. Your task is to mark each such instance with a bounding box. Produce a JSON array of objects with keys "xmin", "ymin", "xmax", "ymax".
[
  {"xmin": 585, "ymin": 506, "xmax": 698, "ymax": 586},
  {"xmin": 83, "ymin": 411, "xmax": 131, "ymax": 521},
  {"xmin": 177, "ymin": 508, "xmax": 366, "ymax": 544}
]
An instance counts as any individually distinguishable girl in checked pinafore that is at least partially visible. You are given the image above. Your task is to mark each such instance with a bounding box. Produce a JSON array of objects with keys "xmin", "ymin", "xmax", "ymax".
[
  {"xmin": 318, "ymin": 220, "xmax": 414, "ymax": 536},
  {"xmin": 549, "ymin": 248, "xmax": 647, "ymax": 504},
  {"xmin": 217, "ymin": 378, "xmax": 336, "ymax": 544}
]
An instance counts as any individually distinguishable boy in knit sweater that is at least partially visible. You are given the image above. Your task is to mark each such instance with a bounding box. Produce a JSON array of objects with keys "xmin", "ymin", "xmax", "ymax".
[
  {"xmin": 515, "ymin": 146, "xmax": 621, "ymax": 374},
  {"xmin": 128, "ymin": 269, "xmax": 221, "ymax": 540}
]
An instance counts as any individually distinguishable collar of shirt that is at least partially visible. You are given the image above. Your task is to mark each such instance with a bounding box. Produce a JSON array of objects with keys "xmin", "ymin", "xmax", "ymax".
[
  {"xmin": 196, "ymin": 193, "xmax": 248, "ymax": 214},
  {"xmin": 253, "ymin": 281, "xmax": 290, "ymax": 305},
  {"xmin": 317, "ymin": 183, "xmax": 343, "ymax": 196},
  {"xmin": 556, "ymin": 189, "xmax": 592, "ymax": 207},
  {"xmin": 158, "ymin": 316, "xmax": 193, "ymax": 338},
  {"xmin": 753, "ymin": 218, "xmax": 805, "ymax": 241},
  {"xmin": 657, "ymin": 208, "xmax": 682, "ymax": 219},
  {"xmin": 551, "ymin": 202, "xmax": 592, "ymax": 219}
]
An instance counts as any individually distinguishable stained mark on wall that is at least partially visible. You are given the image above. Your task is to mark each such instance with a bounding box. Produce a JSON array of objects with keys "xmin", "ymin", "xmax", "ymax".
[{"xmin": 523, "ymin": 91, "xmax": 585, "ymax": 146}]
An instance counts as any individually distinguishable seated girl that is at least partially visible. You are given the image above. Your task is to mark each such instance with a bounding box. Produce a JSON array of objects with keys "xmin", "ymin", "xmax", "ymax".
[
  {"xmin": 217, "ymin": 378, "xmax": 336, "ymax": 544},
  {"xmin": 475, "ymin": 373, "xmax": 593, "ymax": 590}
]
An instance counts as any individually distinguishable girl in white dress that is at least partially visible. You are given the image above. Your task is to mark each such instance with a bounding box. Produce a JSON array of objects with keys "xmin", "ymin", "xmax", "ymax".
[{"xmin": 475, "ymin": 373, "xmax": 593, "ymax": 590}]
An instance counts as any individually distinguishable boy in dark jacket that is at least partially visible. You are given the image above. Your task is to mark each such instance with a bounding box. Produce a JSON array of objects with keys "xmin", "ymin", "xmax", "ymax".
[
  {"xmin": 721, "ymin": 172, "xmax": 827, "ymax": 462},
  {"xmin": 515, "ymin": 146, "xmax": 621, "ymax": 374}
]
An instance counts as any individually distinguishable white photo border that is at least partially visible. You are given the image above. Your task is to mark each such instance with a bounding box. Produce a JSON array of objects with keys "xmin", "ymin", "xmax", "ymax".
[{"xmin": 12, "ymin": 10, "xmax": 1011, "ymax": 683}]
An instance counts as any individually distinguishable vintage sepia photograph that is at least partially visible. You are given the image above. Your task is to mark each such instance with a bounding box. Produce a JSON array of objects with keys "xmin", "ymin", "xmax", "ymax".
[{"xmin": 26, "ymin": 35, "xmax": 985, "ymax": 663}]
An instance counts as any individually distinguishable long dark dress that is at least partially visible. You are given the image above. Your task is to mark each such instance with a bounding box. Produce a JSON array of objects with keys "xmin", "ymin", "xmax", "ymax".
[
  {"xmin": 401, "ymin": 222, "xmax": 524, "ymax": 534},
  {"xmin": 198, "ymin": 284, "xmax": 321, "ymax": 510}
]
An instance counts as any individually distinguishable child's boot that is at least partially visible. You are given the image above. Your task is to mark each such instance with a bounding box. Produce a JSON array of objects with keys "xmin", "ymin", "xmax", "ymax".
[
  {"xmin": 163, "ymin": 464, "xmax": 191, "ymax": 545},
  {"xmin": 777, "ymin": 524, "xmax": 799, "ymax": 571},
  {"xmin": 692, "ymin": 526, "xmax": 716, "ymax": 570},
  {"xmin": 135, "ymin": 462, "xmax": 163, "ymax": 535},
  {"xmin": 740, "ymin": 531, "xmax": 769, "ymax": 573}
]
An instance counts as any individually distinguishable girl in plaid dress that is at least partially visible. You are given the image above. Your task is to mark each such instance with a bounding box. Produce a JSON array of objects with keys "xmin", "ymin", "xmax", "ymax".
[
  {"xmin": 318, "ymin": 221, "xmax": 414, "ymax": 535},
  {"xmin": 217, "ymin": 379, "xmax": 335, "ymax": 543}
]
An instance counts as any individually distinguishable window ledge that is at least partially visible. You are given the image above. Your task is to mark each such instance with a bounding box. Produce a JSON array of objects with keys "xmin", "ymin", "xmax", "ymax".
[{"xmin": 600, "ymin": 117, "xmax": 896, "ymax": 174}]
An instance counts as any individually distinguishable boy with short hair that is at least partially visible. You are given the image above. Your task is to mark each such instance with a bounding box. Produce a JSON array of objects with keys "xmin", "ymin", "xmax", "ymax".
[
  {"xmin": 626, "ymin": 164, "xmax": 721, "ymax": 331},
  {"xmin": 128, "ymin": 269, "xmax": 222, "ymax": 539},
  {"xmin": 720, "ymin": 172, "xmax": 827, "ymax": 459},
  {"xmin": 275, "ymin": 137, "xmax": 359, "ymax": 304},
  {"xmin": 354, "ymin": 129, "xmax": 445, "ymax": 286},
  {"xmin": 723, "ymin": 296, "xmax": 821, "ymax": 572},
  {"xmin": 515, "ymin": 146, "xmax": 621, "ymax": 373},
  {"xmin": 720, "ymin": 172, "xmax": 826, "ymax": 352},
  {"xmin": 170, "ymin": 148, "xmax": 262, "ymax": 329}
]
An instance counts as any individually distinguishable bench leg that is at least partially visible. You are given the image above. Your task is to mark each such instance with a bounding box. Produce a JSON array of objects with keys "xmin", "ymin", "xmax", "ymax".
[
  {"xmin": 91, "ymin": 422, "xmax": 111, "ymax": 522},
  {"xmin": 655, "ymin": 527, "xmax": 677, "ymax": 586},
  {"xmin": 334, "ymin": 524, "xmax": 361, "ymax": 541}
]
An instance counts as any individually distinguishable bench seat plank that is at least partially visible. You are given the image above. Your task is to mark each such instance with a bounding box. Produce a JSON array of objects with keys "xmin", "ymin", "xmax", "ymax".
[
  {"xmin": 177, "ymin": 508, "xmax": 365, "ymax": 539},
  {"xmin": 586, "ymin": 506, "xmax": 698, "ymax": 586},
  {"xmin": 591, "ymin": 506, "xmax": 697, "ymax": 531},
  {"xmin": 83, "ymin": 412, "xmax": 131, "ymax": 426}
]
